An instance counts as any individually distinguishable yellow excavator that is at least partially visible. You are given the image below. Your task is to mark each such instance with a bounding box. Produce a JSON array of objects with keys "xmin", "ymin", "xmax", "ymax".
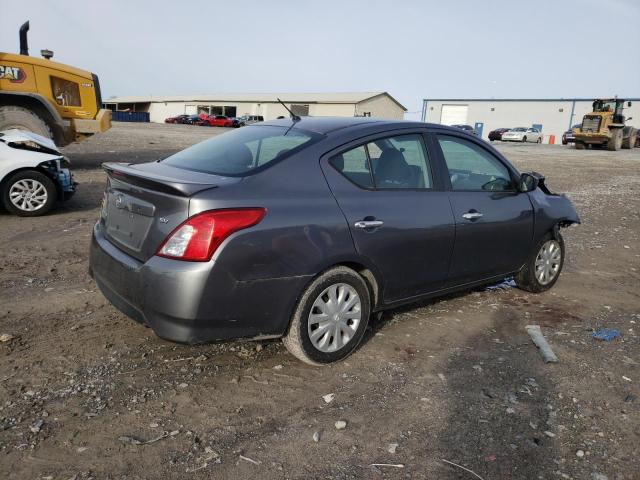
[
  {"xmin": 573, "ymin": 98, "xmax": 636, "ymax": 151},
  {"xmin": 0, "ymin": 21, "xmax": 111, "ymax": 146}
]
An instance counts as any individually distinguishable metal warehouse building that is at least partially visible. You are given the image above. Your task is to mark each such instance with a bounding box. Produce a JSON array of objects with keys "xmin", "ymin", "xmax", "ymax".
[
  {"xmin": 422, "ymin": 98, "xmax": 640, "ymax": 142},
  {"xmin": 104, "ymin": 92, "xmax": 406, "ymax": 123}
]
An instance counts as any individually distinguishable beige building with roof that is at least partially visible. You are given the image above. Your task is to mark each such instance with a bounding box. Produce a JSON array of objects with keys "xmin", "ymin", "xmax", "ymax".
[{"xmin": 104, "ymin": 92, "xmax": 406, "ymax": 123}]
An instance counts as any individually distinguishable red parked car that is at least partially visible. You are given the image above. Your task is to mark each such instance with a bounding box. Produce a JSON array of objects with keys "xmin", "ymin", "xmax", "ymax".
[{"xmin": 201, "ymin": 115, "xmax": 234, "ymax": 127}]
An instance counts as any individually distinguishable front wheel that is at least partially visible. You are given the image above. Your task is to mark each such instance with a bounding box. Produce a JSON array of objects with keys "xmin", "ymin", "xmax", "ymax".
[
  {"xmin": 2, "ymin": 170, "xmax": 57, "ymax": 216},
  {"xmin": 522, "ymin": 136, "xmax": 527, "ymax": 143},
  {"xmin": 283, "ymin": 266, "xmax": 371, "ymax": 365},
  {"xmin": 515, "ymin": 232, "xmax": 565, "ymax": 293},
  {"xmin": 537, "ymin": 136, "xmax": 542, "ymax": 143}
]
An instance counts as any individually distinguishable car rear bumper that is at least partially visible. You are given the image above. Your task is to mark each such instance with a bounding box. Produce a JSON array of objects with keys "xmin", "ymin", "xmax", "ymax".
[{"xmin": 89, "ymin": 224, "xmax": 310, "ymax": 343}]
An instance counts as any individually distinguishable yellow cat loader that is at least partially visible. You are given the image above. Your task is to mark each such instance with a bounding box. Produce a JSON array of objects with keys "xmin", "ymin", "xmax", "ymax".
[
  {"xmin": 573, "ymin": 98, "xmax": 636, "ymax": 151},
  {"xmin": 0, "ymin": 21, "xmax": 111, "ymax": 146}
]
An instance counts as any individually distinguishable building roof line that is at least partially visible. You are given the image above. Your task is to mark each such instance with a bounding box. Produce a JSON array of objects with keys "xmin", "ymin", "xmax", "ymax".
[{"xmin": 423, "ymin": 98, "xmax": 640, "ymax": 102}]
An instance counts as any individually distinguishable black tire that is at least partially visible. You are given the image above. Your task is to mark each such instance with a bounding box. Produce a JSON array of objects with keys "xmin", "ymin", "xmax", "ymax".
[
  {"xmin": 2, "ymin": 170, "xmax": 57, "ymax": 216},
  {"xmin": 0, "ymin": 105, "xmax": 53, "ymax": 140},
  {"xmin": 515, "ymin": 232, "xmax": 565, "ymax": 293},
  {"xmin": 607, "ymin": 129, "xmax": 623, "ymax": 151},
  {"xmin": 283, "ymin": 266, "xmax": 371, "ymax": 365},
  {"xmin": 537, "ymin": 137, "xmax": 542, "ymax": 143},
  {"xmin": 522, "ymin": 136, "xmax": 527, "ymax": 143},
  {"xmin": 575, "ymin": 142, "xmax": 585, "ymax": 150},
  {"xmin": 622, "ymin": 130, "xmax": 637, "ymax": 150}
]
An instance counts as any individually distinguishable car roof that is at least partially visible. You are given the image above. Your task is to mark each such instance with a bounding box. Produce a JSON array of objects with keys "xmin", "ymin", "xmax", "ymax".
[{"xmin": 260, "ymin": 116, "xmax": 434, "ymax": 135}]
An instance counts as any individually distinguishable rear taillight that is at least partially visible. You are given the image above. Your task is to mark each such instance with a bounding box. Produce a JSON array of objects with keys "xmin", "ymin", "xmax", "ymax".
[{"xmin": 156, "ymin": 208, "xmax": 266, "ymax": 262}]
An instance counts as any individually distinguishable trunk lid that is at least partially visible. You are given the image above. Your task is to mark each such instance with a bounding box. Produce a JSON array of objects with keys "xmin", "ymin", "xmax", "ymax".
[{"xmin": 100, "ymin": 162, "xmax": 239, "ymax": 262}]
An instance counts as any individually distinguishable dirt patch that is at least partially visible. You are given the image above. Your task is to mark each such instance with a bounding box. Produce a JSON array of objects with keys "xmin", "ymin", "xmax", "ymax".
[{"xmin": 0, "ymin": 123, "xmax": 638, "ymax": 479}]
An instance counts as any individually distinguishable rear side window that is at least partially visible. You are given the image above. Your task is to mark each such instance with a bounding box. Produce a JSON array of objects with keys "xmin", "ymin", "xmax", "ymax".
[
  {"xmin": 331, "ymin": 134, "xmax": 433, "ymax": 189},
  {"xmin": 330, "ymin": 146, "xmax": 373, "ymax": 188},
  {"xmin": 163, "ymin": 125, "xmax": 320, "ymax": 176}
]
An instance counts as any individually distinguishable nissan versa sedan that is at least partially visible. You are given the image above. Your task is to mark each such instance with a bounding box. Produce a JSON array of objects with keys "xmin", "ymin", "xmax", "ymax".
[{"xmin": 89, "ymin": 117, "xmax": 579, "ymax": 365}]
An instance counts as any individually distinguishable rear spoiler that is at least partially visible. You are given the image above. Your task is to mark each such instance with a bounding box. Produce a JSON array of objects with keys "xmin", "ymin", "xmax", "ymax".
[{"xmin": 102, "ymin": 162, "xmax": 224, "ymax": 197}]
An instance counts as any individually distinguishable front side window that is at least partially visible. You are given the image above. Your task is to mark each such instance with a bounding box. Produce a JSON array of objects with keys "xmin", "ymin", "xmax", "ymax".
[
  {"xmin": 163, "ymin": 125, "xmax": 319, "ymax": 176},
  {"xmin": 50, "ymin": 77, "xmax": 81, "ymax": 106},
  {"xmin": 437, "ymin": 135, "xmax": 513, "ymax": 192},
  {"xmin": 331, "ymin": 134, "xmax": 433, "ymax": 190}
]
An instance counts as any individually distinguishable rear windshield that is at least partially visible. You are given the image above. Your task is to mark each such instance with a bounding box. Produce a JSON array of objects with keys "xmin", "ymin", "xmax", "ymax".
[{"xmin": 162, "ymin": 125, "xmax": 320, "ymax": 176}]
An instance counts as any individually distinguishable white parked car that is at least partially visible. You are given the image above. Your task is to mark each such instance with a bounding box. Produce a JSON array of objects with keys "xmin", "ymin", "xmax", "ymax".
[
  {"xmin": 0, "ymin": 129, "xmax": 76, "ymax": 216},
  {"xmin": 501, "ymin": 127, "xmax": 543, "ymax": 143}
]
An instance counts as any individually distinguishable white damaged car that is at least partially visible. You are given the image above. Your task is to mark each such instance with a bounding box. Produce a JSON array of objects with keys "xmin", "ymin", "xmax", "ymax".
[
  {"xmin": 0, "ymin": 129, "xmax": 76, "ymax": 216},
  {"xmin": 501, "ymin": 127, "xmax": 543, "ymax": 143}
]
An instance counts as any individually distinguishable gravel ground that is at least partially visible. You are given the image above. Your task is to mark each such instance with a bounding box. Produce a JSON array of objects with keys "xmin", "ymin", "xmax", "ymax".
[{"xmin": 0, "ymin": 122, "xmax": 638, "ymax": 479}]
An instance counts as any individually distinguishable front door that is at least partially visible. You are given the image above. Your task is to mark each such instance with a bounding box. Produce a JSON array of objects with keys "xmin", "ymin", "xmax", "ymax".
[
  {"xmin": 434, "ymin": 133, "xmax": 534, "ymax": 286},
  {"xmin": 321, "ymin": 132, "xmax": 455, "ymax": 302}
]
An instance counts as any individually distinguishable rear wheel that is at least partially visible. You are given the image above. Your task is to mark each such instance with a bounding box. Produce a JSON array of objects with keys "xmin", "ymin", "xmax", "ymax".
[
  {"xmin": 0, "ymin": 105, "xmax": 53, "ymax": 140},
  {"xmin": 515, "ymin": 232, "xmax": 564, "ymax": 293},
  {"xmin": 537, "ymin": 136, "xmax": 542, "ymax": 143},
  {"xmin": 2, "ymin": 170, "xmax": 57, "ymax": 216},
  {"xmin": 575, "ymin": 142, "xmax": 585, "ymax": 150},
  {"xmin": 522, "ymin": 136, "xmax": 527, "ymax": 143},
  {"xmin": 622, "ymin": 130, "xmax": 637, "ymax": 149},
  {"xmin": 607, "ymin": 129, "xmax": 623, "ymax": 151},
  {"xmin": 283, "ymin": 266, "xmax": 371, "ymax": 365}
]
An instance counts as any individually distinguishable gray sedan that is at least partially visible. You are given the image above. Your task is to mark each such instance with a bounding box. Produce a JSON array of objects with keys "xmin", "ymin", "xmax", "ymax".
[{"xmin": 89, "ymin": 117, "xmax": 579, "ymax": 365}]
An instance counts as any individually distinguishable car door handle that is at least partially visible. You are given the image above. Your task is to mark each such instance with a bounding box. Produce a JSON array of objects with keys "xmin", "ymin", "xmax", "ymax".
[
  {"xmin": 462, "ymin": 212, "xmax": 483, "ymax": 220},
  {"xmin": 354, "ymin": 220, "xmax": 384, "ymax": 229}
]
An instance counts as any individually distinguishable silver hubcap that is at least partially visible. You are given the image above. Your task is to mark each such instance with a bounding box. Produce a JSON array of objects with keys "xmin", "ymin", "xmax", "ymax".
[
  {"xmin": 308, "ymin": 283, "xmax": 361, "ymax": 353},
  {"xmin": 9, "ymin": 179, "xmax": 48, "ymax": 212},
  {"xmin": 535, "ymin": 240, "xmax": 561, "ymax": 285}
]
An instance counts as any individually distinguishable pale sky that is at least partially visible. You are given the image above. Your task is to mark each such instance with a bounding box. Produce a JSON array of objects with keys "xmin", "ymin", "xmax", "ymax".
[{"xmin": 2, "ymin": 0, "xmax": 639, "ymax": 119}]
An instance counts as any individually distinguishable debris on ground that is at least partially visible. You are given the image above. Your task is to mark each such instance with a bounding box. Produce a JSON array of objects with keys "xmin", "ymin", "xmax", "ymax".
[
  {"xmin": 525, "ymin": 325, "xmax": 559, "ymax": 363},
  {"xmin": 312, "ymin": 431, "xmax": 321, "ymax": 442},
  {"xmin": 322, "ymin": 393, "xmax": 335, "ymax": 404},
  {"xmin": 118, "ymin": 430, "xmax": 177, "ymax": 445},
  {"xmin": 485, "ymin": 278, "xmax": 516, "ymax": 291},
  {"xmin": 370, "ymin": 463, "xmax": 404, "ymax": 468},
  {"xmin": 591, "ymin": 328, "xmax": 620, "ymax": 341},
  {"xmin": 239, "ymin": 454, "xmax": 261, "ymax": 465},
  {"xmin": 441, "ymin": 459, "xmax": 485, "ymax": 479},
  {"xmin": 387, "ymin": 443, "xmax": 398, "ymax": 454},
  {"xmin": 335, "ymin": 420, "xmax": 347, "ymax": 430},
  {"xmin": 0, "ymin": 333, "xmax": 14, "ymax": 342}
]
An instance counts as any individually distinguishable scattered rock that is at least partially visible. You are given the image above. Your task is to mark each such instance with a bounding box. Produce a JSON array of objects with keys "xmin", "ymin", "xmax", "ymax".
[
  {"xmin": 576, "ymin": 449, "xmax": 585, "ymax": 458},
  {"xmin": 591, "ymin": 473, "xmax": 608, "ymax": 480},
  {"xmin": 312, "ymin": 431, "xmax": 321, "ymax": 442},
  {"xmin": 273, "ymin": 364, "xmax": 284, "ymax": 370},
  {"xmin": 0, "ymin": 333, "xmax": 14, "ymax": 342},
  {"xmin": 178, "ymin": 383, "xmax": 188, "ymax": 389},
  {"xmin": 30, "ymin": 419, "xmax": 44, "ymax": 433},
  {"xmin": 322, "ymin": 393, "xmax": 335, "ymax": 404},
  {"xmin": 387, "ymin": 443, "xmax": 398, "ymax": 454},
  {"xmin": 77, "ymin": 447, "xmax": 88, "ymax": 453},
  {"xmin": 255, "ymin": 344, "xmax": 263, "ymax": 352},
  {"xmin": 335, "ymin": 420, "xmax": 347, "ymax": 430},
  {"xmin": 544, "ymin": 431, "xmax": 556, "ymax": 438}
]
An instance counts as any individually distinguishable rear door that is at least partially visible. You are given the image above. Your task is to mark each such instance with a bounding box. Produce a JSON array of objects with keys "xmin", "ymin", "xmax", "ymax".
[
  {"xmin": 432, "ymin": 133, "xmax": 534, "ymax": 286},
  {"xmin": 321, "ymin": 131, "xmax": 455, "ymax": 302}
]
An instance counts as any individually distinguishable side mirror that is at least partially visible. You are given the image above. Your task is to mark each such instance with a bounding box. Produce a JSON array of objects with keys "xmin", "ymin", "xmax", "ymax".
[
  {"xmin": 627, "ymin": 117, "xmax": 633, "ymax": 121},
  {"xmin": 519, "ymin": 172, "xmax": 539, "ymax": 192}
]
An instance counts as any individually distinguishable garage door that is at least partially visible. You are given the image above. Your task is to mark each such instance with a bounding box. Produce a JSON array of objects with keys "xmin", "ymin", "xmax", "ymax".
[{"xmin": 440, "ymin": 105, "xmax": 468, "ymax": 125}]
